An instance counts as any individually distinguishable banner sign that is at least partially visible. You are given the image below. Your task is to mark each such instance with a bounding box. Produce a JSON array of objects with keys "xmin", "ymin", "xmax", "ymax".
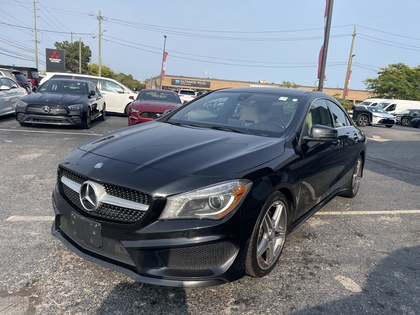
[{"xmin": 171, "ymin": 79, "xmax": 210, "ymax": 88}]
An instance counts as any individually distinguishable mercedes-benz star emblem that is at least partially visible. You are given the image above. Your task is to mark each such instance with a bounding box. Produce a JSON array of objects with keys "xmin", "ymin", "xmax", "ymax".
[
  {"xmin": 42, "ymin": 105, "xmax": 51, "ymax": 113},
  {"xmin": 79, "ymin": 181, "xmax": 104, "ymax": 211}
]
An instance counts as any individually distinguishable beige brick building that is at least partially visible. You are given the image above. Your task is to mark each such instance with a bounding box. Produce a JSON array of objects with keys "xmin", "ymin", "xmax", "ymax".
[{"xmin": 148, "ymin": 75, "xmax": 373, "ymax": 104}]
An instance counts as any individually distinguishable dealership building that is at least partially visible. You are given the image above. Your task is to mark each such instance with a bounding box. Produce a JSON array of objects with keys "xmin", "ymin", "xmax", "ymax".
[{"xmin": 147, "ymin": 75, "xmax": 371, "ymax": 104}]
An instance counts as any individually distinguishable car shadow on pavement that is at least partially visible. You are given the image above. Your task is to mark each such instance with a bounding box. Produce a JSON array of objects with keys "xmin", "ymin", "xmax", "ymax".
[
  {"xmin": 291, "ymin": 245, "xmax": 420, "ymax": 315},
  {"xmin": 95, "ymin": 282, "xmax": 188, "ymax": 315}
]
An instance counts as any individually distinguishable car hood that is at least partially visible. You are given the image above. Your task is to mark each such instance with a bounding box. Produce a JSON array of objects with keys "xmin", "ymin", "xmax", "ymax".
[
  {"xmin": 78, "ymin": 121, "xmax": 285, "ymax": 177},
  {"xmin": 131, "ymin": 100, "xmax": 181, "ymax": 111},
  {"xmin": 23, "ymin": 92, "xmax": 87, "ymax": 105},
  {"xmin": 373, "ymin": 111, "xmax": 395, "ymax": 119}
]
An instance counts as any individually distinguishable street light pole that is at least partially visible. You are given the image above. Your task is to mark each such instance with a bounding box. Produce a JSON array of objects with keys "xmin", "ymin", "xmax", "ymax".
[
  {"xmin": 342, "ymin": 26, "xmax": 357, "ymax": 99},
  {"xmin": 160, "ymin": 35, "xmax": 167, "ymax": 89}
]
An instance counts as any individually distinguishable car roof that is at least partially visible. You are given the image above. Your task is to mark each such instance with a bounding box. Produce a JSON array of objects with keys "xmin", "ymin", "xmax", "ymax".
[
  {"xmin": 46, "ymin": 78, "xmax": 94, "ymax": 84},
  {"xmin": 213, "ymin": 86, "xmax": 315, "ymax": 97}
]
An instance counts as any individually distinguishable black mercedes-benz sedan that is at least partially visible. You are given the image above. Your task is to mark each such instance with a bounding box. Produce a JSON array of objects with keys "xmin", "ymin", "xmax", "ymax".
[
  {"xmin": 51, "ymin": 87, "xmax": 366, "ymax": 287},
  {"xmin": 15, "ymin": 78, "xmax": 106, "ymax": 129}
]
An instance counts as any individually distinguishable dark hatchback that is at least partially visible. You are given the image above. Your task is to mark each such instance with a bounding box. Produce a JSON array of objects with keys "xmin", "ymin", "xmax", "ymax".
[
  {"xmin": 15, "ymin": 78, "xmax": 106, "ymax": 129},
  {"xmin": 51, "ymin": 87, "xmax": 366, "ymax": 287}
]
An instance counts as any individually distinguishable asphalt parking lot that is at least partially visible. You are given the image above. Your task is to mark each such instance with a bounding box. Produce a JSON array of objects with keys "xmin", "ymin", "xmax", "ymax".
[{"xmin": 1, "ymin": 114, "xmax": 419, "ymax": 315}]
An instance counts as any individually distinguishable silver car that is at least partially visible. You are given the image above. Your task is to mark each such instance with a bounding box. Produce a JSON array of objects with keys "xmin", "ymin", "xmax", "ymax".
[{"xmin": 0, "ymin": 76, "xmax": 28, "ymax": 117}]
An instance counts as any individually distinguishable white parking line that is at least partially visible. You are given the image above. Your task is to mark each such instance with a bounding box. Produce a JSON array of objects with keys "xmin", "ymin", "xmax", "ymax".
[
  {"xmin": 316, "ymin": 210, "xmax": 420, "ymax": 215},
  {"xmin": 6, "ymin": 216, "xmax": 54, "ymax": 222},
  {"xmin": 4, "ymin": 210, "xmax": 420, "ymax": 222},
  {"xmin": 0, "ymin": 128, "xmax": 102, "ymax": 136}
]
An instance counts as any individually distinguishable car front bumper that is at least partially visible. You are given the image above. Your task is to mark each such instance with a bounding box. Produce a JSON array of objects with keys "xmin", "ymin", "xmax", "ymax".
[
  {"xmin": 16, "ymin": 108, "xmax": 85, "ymax": 126},
  {"xmin": 51, "ymin": 186, "xmax": 247, "ymax": 287}
]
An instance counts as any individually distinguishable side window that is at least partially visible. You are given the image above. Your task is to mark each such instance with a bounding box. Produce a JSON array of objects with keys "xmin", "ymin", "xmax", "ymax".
[
  {"xmin": 386, "ymin": 104, "xmax": 396, "ymax": 112},
  {"xmin": 100, "ymin": 79, "xmax": 124, "ymax": 93},
  {"xmin": 326, "ymin": 100, "xmax": 350, "ymax": 127},
  {"xmin": 303, "ymin": 99, "xmax": 333, "ymax": 136}
]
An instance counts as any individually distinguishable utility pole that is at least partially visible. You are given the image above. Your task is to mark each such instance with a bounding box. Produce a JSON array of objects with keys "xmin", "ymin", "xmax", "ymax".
[
  {"xmin": 97, "ymin": 10, "xmax": 103, "ymax": 77},
  {"xmin": 160, "ymin": 35, "xmax": 167, "ymax": 89},
  {"xmin": 33, "ymin": 0, "xmax": 38, "ymax": 69},
  {"xmin": 342, "ymin": 26, "xmax": 357, "ymax": 99},
  {"xmin": 79, "ymin": 38, "xmax": 82, "ymax": 73},
  {"xmin": 318, "ymin": 0, "xmax": 334, "ymax": 92}
]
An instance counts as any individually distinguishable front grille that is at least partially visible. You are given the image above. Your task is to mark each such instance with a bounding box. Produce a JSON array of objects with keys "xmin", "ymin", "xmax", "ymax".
[
  {"xmin": 59, "ymin": 167, "xmax": 151, "ymax": 223},
  {"xmin": 140, "ymin": 112, "xmax": 162, "ymax": 119},
  {"xmin": 378, "ymin": 118, "xmax": 395, "ymax": 124},
  {"xmin": 155, "ymin": 242, "xmax": 238, "ymax": 270},
  {"xmin": 26, "ymin": 104, "xmax": 68, "ymax": 115},
  {"xmin": 60, "ymin": 216, "xmax": 135, "ymax": 266}
]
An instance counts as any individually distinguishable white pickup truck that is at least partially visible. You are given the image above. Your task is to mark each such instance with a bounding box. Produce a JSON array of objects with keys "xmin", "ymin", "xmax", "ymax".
[{"xmin": 177, "ymin": 89, "xmax": 197, "ymax": 103}]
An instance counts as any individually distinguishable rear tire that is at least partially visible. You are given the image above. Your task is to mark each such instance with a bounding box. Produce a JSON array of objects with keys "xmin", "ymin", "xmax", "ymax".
[
  {"xmin": 340, "ymin": 155, "xmax": 363, "ymax": 198},
  {"xmin": 385, "ymin": 125, "xmax": 393, "ymax": 128},
  {"xmin": 246, "ymin": 191, "xmax": 288, "ymax": 278}
]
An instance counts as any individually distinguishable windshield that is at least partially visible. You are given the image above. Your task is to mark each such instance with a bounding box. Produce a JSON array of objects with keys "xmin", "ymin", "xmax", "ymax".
[
  {"xmin": 164, "ymin": 90, "xmax": 300, "ymax": 137},
  {"xmin": 367, "ymin": 106, "xmax": 387, "ymax": 113},
  {"xmin": 38, "ymin": 80, "xmax": 88, "ymax": 95},
  {"xmin": 376, "ymin": 102, "xmax": 391, "ymax": 109},
  {"xmin": 179, "ymin": 90, "xmax": 196, "ymax": 96},
  {"xmin": 137, "ymin": 90, "xmax": 181, "ymax": 103}
]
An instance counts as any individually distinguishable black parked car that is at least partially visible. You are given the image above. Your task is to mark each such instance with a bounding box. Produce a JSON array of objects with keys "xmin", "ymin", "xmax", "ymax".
[
  {"xmin": 15, "ymin": 78, "xmax": 106, "ymax": 129},
  {"xmin": 51, "ymin": 87, "xmax": 366, "ymax": 287},
  {"xmin": 394, "ymin": 109, "xmax": 419, "ymax": 126},
  {"xmin": 411, "ymin": 117, "xmax": 420, "ymax": 128},
  {"xmin": 352, "ymin": 105, "xmax": 396, "ymax": 127}
]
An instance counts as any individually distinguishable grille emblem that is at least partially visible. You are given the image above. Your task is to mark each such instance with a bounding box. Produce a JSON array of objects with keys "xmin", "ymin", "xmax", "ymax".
[
  {"xmin": 42, "ymin": 105, "xmax": 51, "ymax": 113},
  {"xmin": 79, "ymin": 181, "xmax": 104, "ymax": 211}
]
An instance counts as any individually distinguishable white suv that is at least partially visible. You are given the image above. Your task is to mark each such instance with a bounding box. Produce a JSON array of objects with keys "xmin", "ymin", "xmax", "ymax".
[
  {"xmin": 40, "ymin": 73, "xmax": 138, "ymax": 115},
  {"xmin": 177, "ymin": 89, "xmax": 197, "ymax": 104}
]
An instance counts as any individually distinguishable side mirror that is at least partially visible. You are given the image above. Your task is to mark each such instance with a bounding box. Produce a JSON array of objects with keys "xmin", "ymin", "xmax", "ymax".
[
  {"xmin": 90, "ymin": 90, "xmax": 96, "ymax": 96},
  {"xmin": 32, "ymin": 86, "xmax": 37, "ymax": 92},
  {"xmin": 303, "ymin": 125, "xmax": 339, "ymax": 142},
  {"xmin": 129, "ymin": 95, "xmax": 135, "ymax": 100}
]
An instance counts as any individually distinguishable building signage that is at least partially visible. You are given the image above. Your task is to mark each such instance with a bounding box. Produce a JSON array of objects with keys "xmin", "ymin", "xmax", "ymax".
[
  {"xmin": 172, "ymin": 79, "xmax": 210, "ymax": 88},
  {"xmin": 46, "ymin": 48, "xmax": 66, "ymax": 72}
]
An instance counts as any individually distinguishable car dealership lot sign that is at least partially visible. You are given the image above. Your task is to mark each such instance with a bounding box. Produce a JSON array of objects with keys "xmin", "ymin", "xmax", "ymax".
[
  {"xmin": 171, "ymin": 79, "xmax": 210, "ymax": 88},
  {"xmin": 46, "ymin": 48, "xmax": 66, "ymax": 72}
]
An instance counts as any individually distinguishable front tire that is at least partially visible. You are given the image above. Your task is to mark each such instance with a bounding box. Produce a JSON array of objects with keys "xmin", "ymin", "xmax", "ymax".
[
  {"xmin": 401, "ymin": 117, "xmax": 411, "ymax": 126},
  {"xmin": 340, "ymin": 155, "xmax": 363, "ymax": 198},
  {"xmin": 356, "ymin": 114, "xmax": 369, "ymax": 127},
  {"xmin": 100, "ymin": 104, "xmax": 107, "ymax": 121},
  {"xmin": 83, "ymin": 108, "xmax": 92, "ymax": 129},
  {"xmin": 246, "ymin": 191, "xmax": 288, "ymax": 278}
]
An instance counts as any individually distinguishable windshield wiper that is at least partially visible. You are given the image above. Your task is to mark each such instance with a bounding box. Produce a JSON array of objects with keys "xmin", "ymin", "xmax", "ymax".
[{"xmin": 209, "ymin": 125, "xmax": 248, "ymax": 134}]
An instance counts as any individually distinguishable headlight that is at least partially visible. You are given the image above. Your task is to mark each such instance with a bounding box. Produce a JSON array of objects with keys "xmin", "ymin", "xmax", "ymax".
[
  {"xmin": 159, "ymin": 179, "xmax": 252, "ymax": 220},
  {"xmin": 129, "ymin": 106, "xmax": 140, "ymax": 113},
  {"xmin": 68, "ymin": 104, "xmax": 82, "ymax": 110},
  {"xmin": 16, "ymin": 100, "xmax": 27, "ymax": 108}
]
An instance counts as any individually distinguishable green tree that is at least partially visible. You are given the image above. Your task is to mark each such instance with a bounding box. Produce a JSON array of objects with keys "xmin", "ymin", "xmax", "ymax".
[
  {"xmin": 86, "ymin": 64, "xmax": 115, "ymax": 78},
  {"xmin": 87, "ymin": 63, "xmax": 145, "ymax": 91},
  {"xmin": 364, "ymin": 63, "xmax": 420, "ymax": 100},
  {"xmin": 279, "ymin": 81, "xmax": 300, "ymax": 88},
  {"xmin": 54, "ymin": 40, "xmax": 92, "ymax": 73}
]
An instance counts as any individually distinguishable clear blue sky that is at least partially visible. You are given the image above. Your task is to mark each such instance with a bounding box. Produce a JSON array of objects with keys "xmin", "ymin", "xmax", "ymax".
[{"xmin": 2, "ymin": 0, "xmax": 420, "ymax": 90}]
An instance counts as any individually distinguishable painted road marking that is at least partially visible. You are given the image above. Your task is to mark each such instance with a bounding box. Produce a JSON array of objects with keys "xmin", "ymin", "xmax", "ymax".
[
  {"xmin": 316, "ymin": 210, "xmax": 420, "ymax": 215},
  {"xmin": 6, "ymin": 216, "xmax": 54, "ymax": 222},
  {"xmin": 4, "ymin": 210, "xmax": 420, "ymax": 222},
  {"xmin": 0, "ymin": 128, "xmax": 102, "ymax": 136}
]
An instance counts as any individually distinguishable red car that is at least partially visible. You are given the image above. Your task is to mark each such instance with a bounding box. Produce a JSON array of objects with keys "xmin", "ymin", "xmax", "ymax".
[{"xmin": 128, "ymin": 89, "xmax": 182, "ymax": 126}]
